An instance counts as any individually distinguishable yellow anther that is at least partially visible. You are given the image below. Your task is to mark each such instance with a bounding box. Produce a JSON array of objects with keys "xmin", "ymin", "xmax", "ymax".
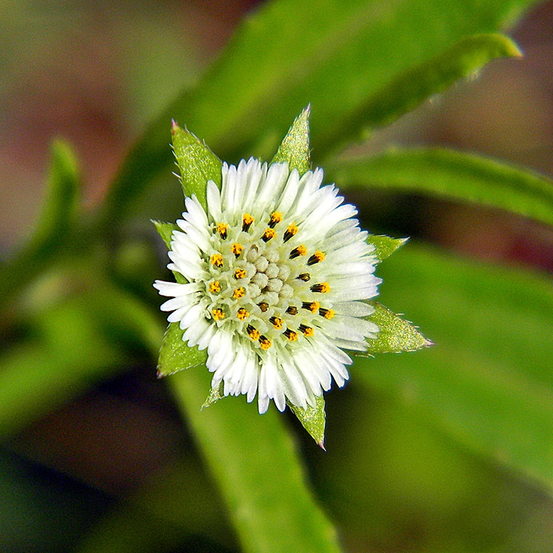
[
  {"xmin": 259, "ymin": 335, "xmax": 272, "ymax": 350},
  {"xmin": 233, "ymin": 287, "xmax": 246, "ymax": 299},
  {"xmin": 231, "ymin": 243, "xmax": 243, "ymax": 257},
  {"xmin": 297, "ymin": 272, "xmax": 311, "ymax": 282},
  {"xmin": 234, "ymin": 268, "xmax": 247, "ymax": 279},
  {"xmin": 210, "ymin": 253, "xmax": 223, "ymax": 267},
  {"xmin": 242, "ymin": 213, "xmax": 254, "ymax": 232},
  {"xmin": 299, "ymin": 324, "xmax": 315, "ymax": 337},
  {"xmin": 247, "ymin": 324, "xmax": 260, "ymax": 341},
  {"xmin": 269, "ymin": 316, "xmax": 284, "ymax": 329},
  {"xmin": 258, "ymin": 302, "xmax": 269, "ymax": 312},
  {"xmin": 237, "ymin": 307, "xmax": 249, "ymax": 321},
  {"xmin": 284, "ymin": 329, "xmax": 298, "ymax": 342},
  {"xmin": 319, "ymin": 307, "xmax": 335, "ymax": 320},
  {"xmin": 311, "ymin": 282, "xmax": 330, "ymax": 293},
  {"xmin": 268, "ymin": 211, "xmax": 283, "ymax": 228},
  {"xmin": 307, "ymin": 250, "xmax": 325, "ymax": 266},
  {"xmin": 212, "ymin": 308, "xmax": 225, "ymax": 321},
  {"xmin": 302, "ymin": 301, "xmax": 320, "ymax": 313},
  {"xmin": 209, "ymin": 281, "xmax": 221, "ymax": 293},
  {"xmin": 289, "ymin": 244, "xmax": 307, "ymax": 259},
  {"xmin": 283, "ymin": 223, "xmax": 298, "ymax": 242},
  {"xmin": 216, "ymin": 222, "xmax": 228, "ymax": 239},
  {"xmin": 262, "ymin": 228, "xmax": 276, "ymax": 242},
  {"xmin": 286, "ymin": 305, "xmax": 298, "ymax": 315}
]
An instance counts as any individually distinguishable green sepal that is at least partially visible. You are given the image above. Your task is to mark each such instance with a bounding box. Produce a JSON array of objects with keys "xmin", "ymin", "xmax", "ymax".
[
  {"xmin": 157, "ymin": 322, "xmax": 207, "ymax": 378},
  {"xmin": 171, "ymin": 122, "xmax": 222, "ymax": 210},
  {"xmin": 201, "ymin": 381, "xmax": 225, "ymax": 409},
  {"xmin": 152, "ymin": 220, "xmax": 178, "ymax": 250},
  {"xmin": 365, "ymin": 301, "xmax": 432, "ymax": 354},
  {"xmin": 289, "ymin": 395, "xmax": 326, "ymax": 448},
  {"xmin": 271, "ymin": 106, "xmax": 311, "ymax": 176},
  {"xmin": 367, "ymin": 234, "xmax": 408, "ymax": 263},
  {"xmin": 152, "ymin": 220, "xmax": 186, "ymax": 284}
]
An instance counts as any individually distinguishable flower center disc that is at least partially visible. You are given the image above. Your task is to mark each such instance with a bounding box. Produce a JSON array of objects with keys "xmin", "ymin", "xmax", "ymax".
[{"xmin": 205, "ymin": 212, "xmax": 333, "ymax": 352}]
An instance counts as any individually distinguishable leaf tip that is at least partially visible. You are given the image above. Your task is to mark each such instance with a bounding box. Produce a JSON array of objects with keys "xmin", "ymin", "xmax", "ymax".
[{"xmin": 318, "ymin": 440, "xmax": 326, "ymax": 451}]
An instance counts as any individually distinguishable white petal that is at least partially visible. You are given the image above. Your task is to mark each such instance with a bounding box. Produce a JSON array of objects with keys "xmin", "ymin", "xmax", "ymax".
[
  {"xmin": 275, "ymin": 169, "xmax": 300, "ymax": 214},
  {"xmin": 207, "ymin": 331, "xmax": 233, "ymax": 372},
  {"xmin": 183, "ymin": 316, "xmax": 212, "ymax": 348},
  {"xmin": 288, "ymin": 169, "xmax": 323, "ymax": 219},
  {"xmin": 317, "ymin": 333, "xmax": 353, "ymax": 366},
  {"xmin": 166, "ymin": 303, "xmax": 195, "ymax": 324},
  {"xmin": 159, "ymin": 294, "xmax": 197, "ymax": 313},
  {"xmin": 326, "ymin": 240, "xmax": 372, "ymax": 264},
  {"xmin": 206, "ymin": 181, "xmax": 222, "ymax": 222},
  {"xmin": 252, "ymin": 162, "xmax": 289, "ymax": 217},
  {"xmin": 178, "ymin": 302, "xmax": 205, "ymax": 331},
  {"xmin": 153, "ymin": 280, "xmax": 199, "ymax": 297},
  {"xmin": 167, "ymin": 257, "xmax": 205, "ymax": 281},
  {"xmin": 326, "ymin": 262, "xmax": 376, "ymax": 278},
  {"xmin": 322, "ymin": 317, "xmax": 366, "ymax": 343},
  {"xmin": 277, "ymin": 350, "xmax": 308, "ymax": 409},
  {"xmin": 291, "ymin": 348, "xmax": 324, "ymax": 397},
  {"xmin": 323, "ymin": 224, "xmax": 361, "ymax": 250},
  {"xmin": 258, "ymin": 394, "xmax": 270, "ymax": 414},
  {"xmin": 259, "ymin": 354, "xmax": 285, "ymax": 412},
  {"xmin": 175, "ymin": 221, "xmax": 210, "ymax": 253},
  {"xmin": 196, "ymin": 321, "xmax": 218, "ymax": 350},
  {"xmin": 221, "ymin": 163, "xmax": 237, "ymax": 214},
  {"xmin": 333, "ymin": 301, "xmax": 375, "ymax": 317},
  {"xmin": 184, "ymin": 195, "xmax": 209, "ymax": 228},
  {"xmin": 330, "ymin": 336, "xmax": 368, "ymax": 352},
  {"xmin": 241, "ymin": 159, "xmax": 265, "ymax": 211}
]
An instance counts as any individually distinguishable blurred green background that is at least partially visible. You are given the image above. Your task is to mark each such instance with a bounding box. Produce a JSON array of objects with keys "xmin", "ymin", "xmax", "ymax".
[{"xmin": 1, "ymin": 1, "xmax": 553, "ymax": 552}]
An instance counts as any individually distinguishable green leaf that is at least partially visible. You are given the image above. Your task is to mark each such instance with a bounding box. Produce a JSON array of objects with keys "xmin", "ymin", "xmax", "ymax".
[
  {"xmin": 27, "ymin": 140, "xmax": 81, "ymax": 250},
  {"xmin": 271, "ymin": 106, "xmax": 311, "ymax": 175},
  {"xmin": 169, "ymin": 369, "xmax": 343, "ymax": 553},
  {"xmin": 355, "ymin": 244, "xmax": 553, "ymax": 491},
  {"xmin": 330, "ymin": 147, "xmax": 553, "ymax": 228},
  {"xmin": 364, "ymin": 301, "xmax": 432, "ymax": 354},
  {"xmin": 157, "ymin": 322, "xmax": 207, "ymax": 378},
  {"xmin": 289, "ymin": 395, "xmax": 326, "ymax": 448},
  {"xmin": 0, "ymin": 139, "xmax": 80, "ymax": 310},
  {"xmin": 99, "ymin": 0, "xmax": 541, "ymax": 229},
  {"xmin": 0, "ymin": 283, "xmax": 164, "ymax": 439},
  {"xmin": 153, "ymin": 220, "xmax": 187, "ymax": 284},
  {"xmin": 171, "ymin": 122, "xmax": 222, "ymax": 210},
  {"xmin": 367, "ymin": 234, "xmax": 408, "ymax": 263},
  {"xmin": 328, "ymin": 33, "xmax": 522, "ymax": 145}
]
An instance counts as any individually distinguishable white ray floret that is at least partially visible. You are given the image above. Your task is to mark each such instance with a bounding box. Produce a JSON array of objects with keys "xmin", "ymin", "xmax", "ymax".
[{"xmin": 154, "ymin": 158, "xmax": 381, "ymax": 413}]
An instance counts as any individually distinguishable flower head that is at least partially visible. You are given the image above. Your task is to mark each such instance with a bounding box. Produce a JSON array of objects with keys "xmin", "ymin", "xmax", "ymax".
[{"xmin": 155, "ymin": 157, "xmax": 381, "ymax": 413}]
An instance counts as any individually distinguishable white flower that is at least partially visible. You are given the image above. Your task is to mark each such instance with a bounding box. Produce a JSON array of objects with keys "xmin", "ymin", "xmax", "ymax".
[{"xmin": 154, "ymin": 158, "xmax": 381, "ymax": 413}]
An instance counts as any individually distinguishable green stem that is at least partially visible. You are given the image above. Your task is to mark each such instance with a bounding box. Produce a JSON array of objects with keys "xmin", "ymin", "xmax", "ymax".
[{"xmin": 168, "ymin": 369, "xmax": 343, "ymax": 553}]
